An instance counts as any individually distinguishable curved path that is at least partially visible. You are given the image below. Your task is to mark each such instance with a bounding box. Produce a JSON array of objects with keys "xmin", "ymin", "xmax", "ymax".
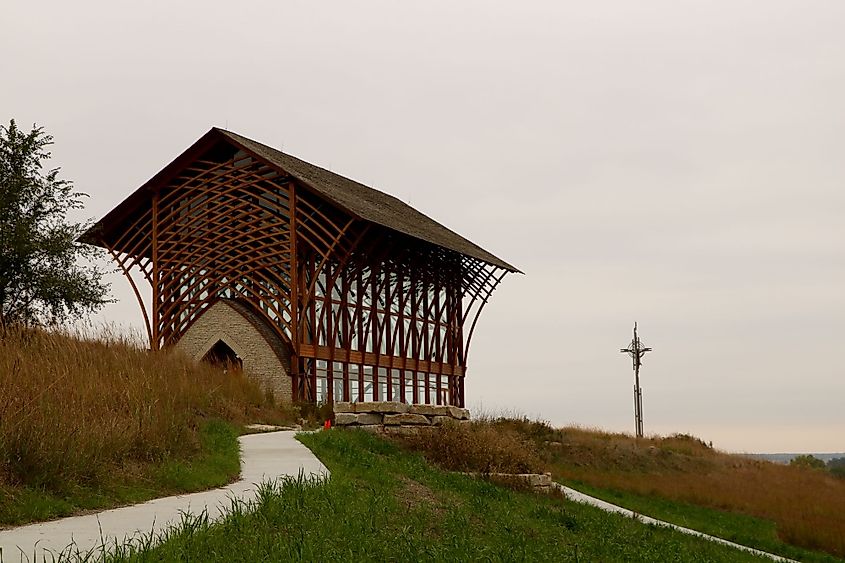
[
  {"xmin": 554, "ymin": 483, "xmax": 796, "ymax": 563},
  {"xmin": 0, "ymin": 431, "xmax": 328, "ymax": 561}
]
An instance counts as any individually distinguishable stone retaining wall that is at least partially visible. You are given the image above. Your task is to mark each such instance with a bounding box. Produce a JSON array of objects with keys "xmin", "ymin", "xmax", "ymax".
[
  {"xmin": 461, "ymin": 472, "xmax": 554, "ymax": 493},
  {"xmin": 332, "ymin": 403, "xmax": 553, "ymax": 494},
  {"xmin": 332, "ymin": 401, "xmax": 469, "ymax": 431}
]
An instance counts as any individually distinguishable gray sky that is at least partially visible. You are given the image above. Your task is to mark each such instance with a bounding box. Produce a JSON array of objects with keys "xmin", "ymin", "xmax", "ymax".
[{"xmin": 3, "ymin": 1, "xmax": 843, "ymax": 453}]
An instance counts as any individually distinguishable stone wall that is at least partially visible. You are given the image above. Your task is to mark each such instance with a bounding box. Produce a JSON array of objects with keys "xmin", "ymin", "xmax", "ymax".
[
  {"xmin": 332, "ymin": 403, "xmax": 553, "ymax": 493},
  {"xmin": 332, "ymin": 401, "xmax": 469, "ymax": 431},
  {"xmin": 175, "ymin": 300, "xmax": 292, "ymax": 402},
  {"xmin": 462, "ymin": 472, "xmax": 553, "ymax": 493}
]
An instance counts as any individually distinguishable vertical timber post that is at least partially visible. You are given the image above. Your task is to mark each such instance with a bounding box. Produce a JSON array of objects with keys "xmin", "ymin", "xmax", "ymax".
[
  {"xmin": 151, "ymin": 191, "xmax": 160, "ymax": 351},
  {"xmin": 289, "ymin": 181, "xmax": 300, "ymax": 402}
]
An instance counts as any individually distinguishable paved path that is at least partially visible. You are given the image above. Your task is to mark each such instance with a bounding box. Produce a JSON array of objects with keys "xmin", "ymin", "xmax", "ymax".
[
  {"xmin": 554, "ymin": 483, "xmax": 796, "ymax": 562},
  {"xmin": 0, "ymin": 431, "xmax": 328, "ymax": 562}
]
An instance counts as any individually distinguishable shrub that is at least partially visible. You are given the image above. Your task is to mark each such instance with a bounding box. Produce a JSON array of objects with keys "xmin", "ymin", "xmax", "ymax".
[
  {"xmin": 393, "ymin": 420, "xmax": 544, "ymax": 474},
  {"xmin": 790, "ymin": 454, "xmax": 826, "ymax": 470}
]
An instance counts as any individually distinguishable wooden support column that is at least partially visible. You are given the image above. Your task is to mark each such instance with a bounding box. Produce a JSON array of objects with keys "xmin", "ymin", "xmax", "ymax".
[
  {"xmin": 422, "ymin": 272, "xmax": 431, "ymax": 405},
  {"xmin": 370, "ymin": 264, "xmax": 380, "ymax": 401},
  {"xmin": 356, "ymin": 266, "xmax": 365, "ymax": 401},
  {"xmin": 410, "ymin": 268, "xmax": 420, "ymax": 404},
  {"xmin": 151, "ymin": 191, "xmax": 160, "ymax": 351},
  {"xmin": 341, "ymin": 266, "xmax": 351, "ymax": 402},
  {"xmin": 289, "ymin": 181, "xmax": 299, "ymax": 352},
  {"xmin": 383, "ymin": 269, "xmax": 393, "ymax": 401},
  {"xmin": 324, "ymin": 266, "xmax": 334, "ymax": 405},
  {"xmin": 289, "ymin": 181, "xmax": 300, "ymax": 401},
  {"xmin": 397, "ymin": 268, "xmax": 406, "ymax": 403},
  {"xmin": 434, "ymin": 286, "xmax": 443, "ymax": 405}
]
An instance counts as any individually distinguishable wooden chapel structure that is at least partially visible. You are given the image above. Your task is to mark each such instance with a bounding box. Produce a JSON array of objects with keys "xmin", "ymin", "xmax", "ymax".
[{"xmin": 82, "ymin": 128, "xmax": 519, "ymax": 407}]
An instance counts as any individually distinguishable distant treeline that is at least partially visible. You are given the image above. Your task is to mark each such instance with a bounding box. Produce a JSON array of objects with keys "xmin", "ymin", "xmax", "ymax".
[
  {"xmin": 746, "ymin": 452, "xmax": 845, "ymax": 465},
  {"xmin": 743, "ymin": 453, "xmax": 845, "ymax": 477}
]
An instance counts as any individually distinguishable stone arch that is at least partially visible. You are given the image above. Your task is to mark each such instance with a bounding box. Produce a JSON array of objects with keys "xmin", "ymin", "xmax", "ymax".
[
  {"xmin": 174, "ymin": 299, "xmax": 292, "ymax": 402},
  {"xmin": 202, "ymin": 340, "xmax": 243, "ymax": 371}
]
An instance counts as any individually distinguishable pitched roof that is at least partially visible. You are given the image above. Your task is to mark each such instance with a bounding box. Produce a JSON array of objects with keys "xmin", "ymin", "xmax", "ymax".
[
  {"xmin": 217, "ymin": 129, "xmax": 518, "ymax": 272},
  {"xmin": 84, "ymin": 128, "xmax": 519, "ymax": 272}
]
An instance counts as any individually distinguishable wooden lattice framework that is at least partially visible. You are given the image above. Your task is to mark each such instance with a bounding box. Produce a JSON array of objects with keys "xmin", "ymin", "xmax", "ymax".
[{"xmin": 82, "ymin": 129, "xmax": 519, "ymax": 407}]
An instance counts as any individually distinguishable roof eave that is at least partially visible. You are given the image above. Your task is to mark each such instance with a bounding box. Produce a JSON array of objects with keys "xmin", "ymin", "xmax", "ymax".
[{"xmin": 79, "ymin": 128, "xmax": 225, "ymax": 247}]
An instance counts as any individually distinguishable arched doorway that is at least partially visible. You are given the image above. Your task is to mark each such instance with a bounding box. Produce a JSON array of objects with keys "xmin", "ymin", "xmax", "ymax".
[{"xmin": 201, "ymin": 340, "xmax": 243, "ymax": 372}]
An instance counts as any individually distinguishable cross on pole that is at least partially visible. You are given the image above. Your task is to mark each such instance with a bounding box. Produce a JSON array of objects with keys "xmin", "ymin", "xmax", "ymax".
[{"xmin": 620, "ymin": 322, "xmax": 652, "ymax": 438}]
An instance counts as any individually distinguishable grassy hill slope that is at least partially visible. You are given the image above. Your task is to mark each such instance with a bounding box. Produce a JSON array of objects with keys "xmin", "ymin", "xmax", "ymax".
[
  {"xmin": 102, "ymin": 430, "xmax": 772, "ymax": 562},
  {"xmin": 0, "ymin": 327, "xmax": 293, "ymax": 525},
  {"xmin": 488, "ymin": 418, "xmax": 845, "ymax": 561}
]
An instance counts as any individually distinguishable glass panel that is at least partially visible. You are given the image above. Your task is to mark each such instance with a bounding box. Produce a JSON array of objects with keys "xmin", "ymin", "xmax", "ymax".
[
  {"xmin": 404, "ymin": 372, "xmax": 414, "ymax": 404},
  {"xmin": 378, "ymin": 367, "xmax": 389, "ymax": 401},
  {"xmin": 429, "ymin": 374, "xmax": 438, "ymax": 405},
  {"xmin": 362, "ymin": 366, "xmax": 373, "ymax": 402},
  {"xmin": 417, "ymin": 372, "xmax": 426, "ymax": 404},
  {"xmin": 333, "ymin": 362, "xmax": 345, "ymax": 403},
  {"xmin": 315, "ymin": 360, "xmax": 328, "ymax": 404},
  {"xmin": 349, "ymin": 365, "xmax": 359, "ymax": 402},
  {"xmin": 392, "ymin": 369, "xmax": 402, "ymax": 402}
]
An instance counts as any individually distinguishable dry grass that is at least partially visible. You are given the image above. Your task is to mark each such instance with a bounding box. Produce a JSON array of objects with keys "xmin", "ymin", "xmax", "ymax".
[
  {"xmin": 0, "ymin": 325, "xmax": 292, "ymax": 493},
  {"xmin": 501, "ymin": 418, "xmax": 845, "ymax": 558},
  {"xmin": 390, "ymin": 420, "xmax": 544, "ymax": 474}
]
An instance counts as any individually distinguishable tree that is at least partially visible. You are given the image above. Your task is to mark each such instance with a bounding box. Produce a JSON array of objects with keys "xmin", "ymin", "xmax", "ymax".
[
  {"xmin": 0, "ymin": 119, "xmax": 110, "ymax": 328},
  {"xmin": 789, "ymin": 454, "xmax": 825, "ymax": 470},
  {"xmin": 827, "ymin": 457, "xmax": 845, "ymax": 478}
]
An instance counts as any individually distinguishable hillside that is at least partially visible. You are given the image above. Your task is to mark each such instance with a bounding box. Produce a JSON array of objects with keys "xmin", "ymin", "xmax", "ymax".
[
  {"xmin": 0, "ymin": 327, "xmax": 293, "ymax": 525},
  {"xmin": 483, "ymin": 418, "xmax": 845, "ymax": 561},
  {"xmin": 2, "ymin": 329, "xmax": 840, "ymax": 561},
  {"xmin": 101, "ymin": 430, "xmax": 773, "ymax": 562}
]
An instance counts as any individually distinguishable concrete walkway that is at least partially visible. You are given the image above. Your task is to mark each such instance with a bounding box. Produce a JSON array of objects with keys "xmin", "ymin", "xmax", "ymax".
[
  {"xmin": 554, "ymin": 483, "xmax": 796, "ymax": 562},
  {"xmin": 0, "ymin": 431, "xmax": 328, "ymax": 561}
]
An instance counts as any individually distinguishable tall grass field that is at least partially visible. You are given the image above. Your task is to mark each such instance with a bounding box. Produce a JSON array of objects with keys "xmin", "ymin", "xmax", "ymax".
[
  {"xmin": 481, "ymin": 418, "xmax": 845, "ymax": 561},
  {"xmin": 0, "ymin": 326, "xmax": 291, "ymax": 525}
]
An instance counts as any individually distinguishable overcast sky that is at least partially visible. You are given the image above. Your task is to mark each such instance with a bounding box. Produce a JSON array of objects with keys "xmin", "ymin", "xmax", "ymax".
[{"xmin": 3, "ymin": 1, "xmax": 843, "ymax": 453}]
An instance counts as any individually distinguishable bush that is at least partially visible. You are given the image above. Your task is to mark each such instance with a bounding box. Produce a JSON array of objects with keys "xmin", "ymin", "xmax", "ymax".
[
  {"xmin": 790, "ymin": 454, "xmax": 826, "ymax": 470},
  {"xmin": 392, "ymin": 420, "xmax": 544, "ymax": 474}
]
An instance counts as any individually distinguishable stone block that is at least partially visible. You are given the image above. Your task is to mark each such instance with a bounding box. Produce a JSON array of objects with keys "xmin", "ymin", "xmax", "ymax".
[
  {"xmin": 333, "ymin": 402, "xmax": 355, "ymax": 414},
  {"xmin": 431, "ymin": 416, "xmax": 452, "ymax": 426},
  {"xmin": 355, "ymin": 401, "xmax": 411, "ymax": 414},
  {"xmin": 383, "ymin": 413, "xmax": 430, "ymax": 426},
  {"xmin": 526, "ymin": 473, "xmax": 553, "ymax": 488},
  {"xmin": 448, "ymin": 406, "xmax": 470, "ymax": 420},
  {"xmin": 355, "ymin": 413, "xmax": 383, "ymax": 425},
  {"xmin": 410, "ymin": 404, "xmax": 453, "ymax": 417},
  {"xmin": 334, "ymin": 413, "xmax": 358, "ymax": 426},
  {"xmin": 383, "ymin": 426, "xmax": 420, "ymax": 437}
]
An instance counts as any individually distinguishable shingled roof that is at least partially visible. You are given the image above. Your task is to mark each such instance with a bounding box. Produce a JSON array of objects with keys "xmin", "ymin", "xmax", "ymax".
[{"xmin": 84, "ymin": 128, "xmax": 519, "ymax": 272}]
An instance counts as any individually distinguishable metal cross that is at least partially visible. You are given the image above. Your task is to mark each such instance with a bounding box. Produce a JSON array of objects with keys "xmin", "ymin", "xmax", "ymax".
[{"xmin": 620, "ymin": 322, "xmax": 652, "ymax": 438}]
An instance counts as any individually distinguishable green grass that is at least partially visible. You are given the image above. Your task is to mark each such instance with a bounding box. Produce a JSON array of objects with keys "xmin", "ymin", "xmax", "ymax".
[
  {"xmin": 0, "ymin": 420, "xmax": 241, "ymax": 527},
  {"xmin": 153, "ymin": 420, "xmax": 241, "ymax": 491},
  {"xmin": 562, "ymin": 480, "xmax": 843, "ymax": 563},
  {"xmin": 91, "ymin": 430, "xmax": 776, "ymax": 562}
]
